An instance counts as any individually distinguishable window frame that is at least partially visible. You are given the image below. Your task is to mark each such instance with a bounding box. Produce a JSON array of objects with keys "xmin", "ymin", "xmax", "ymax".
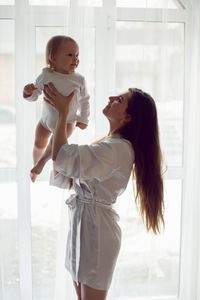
[{"xmin": 0, "ymin": 1, "xmax": 196, "ymax": 300}]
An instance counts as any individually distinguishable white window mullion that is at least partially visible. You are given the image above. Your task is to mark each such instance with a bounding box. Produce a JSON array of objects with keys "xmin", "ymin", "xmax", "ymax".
[
  {"xmin": 179, "ymin": 9, "xmax": 191, "ymax": 300},
  {"xmin": 95, "ymin": 8, "xmax": 107, "ymax": 137},
  {"xmin": 117, "ymin": 8, "xmax": 187, "ymax": 22},
  {"xmin": 95, "ymin": 0, "xmax": 116, "ymax": 138},
  {"xmin": 179, "ymin": 6, "xmax": 200, "ymax": 300},
  {"xmin": 103, "ymin": 0, "xmax": 116, "ymax": 95},
  {"xmin": 15, "ymin": 1, "xmax": 35, "ymax": 299}
]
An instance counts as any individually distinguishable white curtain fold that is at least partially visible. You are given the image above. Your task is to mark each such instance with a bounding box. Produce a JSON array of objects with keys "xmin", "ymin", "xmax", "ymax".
[{"xmin": 180, "ymin": 1, "xmax": 200, "ymax": 299}]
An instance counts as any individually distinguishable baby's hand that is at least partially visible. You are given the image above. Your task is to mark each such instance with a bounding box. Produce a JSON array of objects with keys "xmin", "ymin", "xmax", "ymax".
[
  {"xmin": 23, "ymin": 84, "xmax": 37, "ymax": 98},
  {"xmin": 76, "ymin": 122, "xmax": 87, "ymax": 130}
]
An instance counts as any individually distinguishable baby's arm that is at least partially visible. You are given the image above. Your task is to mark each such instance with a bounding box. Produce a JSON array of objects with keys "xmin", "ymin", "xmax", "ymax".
[
  {"xmin": 76, "ymin": 122, "xmax": 87, "ymax": 130},
  {"xmin": 23, "ymin": 71, "xmax": 44, "ymax": 102},
  {"xmin": 76, "ymin": 78, "xmax": 90, "ymax": 127},
  {"xmin": 23, "ymin": 84, "xmax": 37, "ymax": 98}
]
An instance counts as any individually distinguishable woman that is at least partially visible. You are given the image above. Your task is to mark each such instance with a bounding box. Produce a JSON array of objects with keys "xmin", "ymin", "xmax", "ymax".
[{"xmin": 44, "ymin": 83, "xmax": 164, "ymax": 300}]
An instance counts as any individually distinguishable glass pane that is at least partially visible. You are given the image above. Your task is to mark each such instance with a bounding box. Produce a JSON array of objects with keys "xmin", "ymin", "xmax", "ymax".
[
  {"xmin": 30, "ymin": 0, "xmax": 102, "ymax": 6},
  {"xmin": 78, "ymin": 0, "xmax": 102, "ymax": 6},
  {"xmin": 116, "ymin": 22, "xmax": 184, "ymax": 167},
  {"xmin": 112, "ymin": 179, "xmax": 181, "ymax": 298},
  {"xmin": 29, "ymin": 0, "xmax": 65, "ymax": 5},
  {"xmin": 0, "ymin": 183, "xmax": 20, "ymax": 300},
  {"xmin": 117, "ymin": 0, "xmax": 182, "ymax": 9},
  {"xmin": 0, "ymin": 20, "xmax": 16, "ymax": 168},
  {"xmin": 0, "ymin": 0, "xmax": 14, "ymax": 4},
  {"xmin": 35, "ymin": 27, "xmax": 96, "ymax": 148},
  {"xmin": 31, "ymin": 182, "xmax": 66, "ymax": 300}
]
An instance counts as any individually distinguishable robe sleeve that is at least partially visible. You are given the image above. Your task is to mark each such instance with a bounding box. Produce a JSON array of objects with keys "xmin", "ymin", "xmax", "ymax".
[
  {"xmin": 49, "ymin": 170, "xmax": 71, "ymax": 189},
  {"xmin": 54, "ymin": 141, "xmax": 117, "ymax": 181}
]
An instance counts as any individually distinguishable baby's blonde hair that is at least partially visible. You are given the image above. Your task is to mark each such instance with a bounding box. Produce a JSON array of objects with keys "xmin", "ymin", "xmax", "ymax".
[{"xmin": 46, "ymin": 35, "xmax": 77, "ymax": 69}]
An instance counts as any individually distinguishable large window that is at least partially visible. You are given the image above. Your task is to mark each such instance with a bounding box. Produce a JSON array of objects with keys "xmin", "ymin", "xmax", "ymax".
[{"xmin": 0, "ymin": 1, "xmax": 192, "ymax": 300}]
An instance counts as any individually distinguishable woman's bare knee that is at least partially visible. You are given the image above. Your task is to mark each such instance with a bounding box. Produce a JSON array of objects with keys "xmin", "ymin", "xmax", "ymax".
[{"xmin": 81, "ymin": 283, "xmax": 107, "ymax": 300}]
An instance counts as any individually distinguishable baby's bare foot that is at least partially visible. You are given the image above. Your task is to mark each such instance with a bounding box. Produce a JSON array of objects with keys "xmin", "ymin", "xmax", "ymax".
[
  {"xmin": 30, "ymin": 171, "xmax": 37, "ymax": 182},
  {"xmin": 30, "ymin": 158, "xmax": 46, "ymax": 182}
]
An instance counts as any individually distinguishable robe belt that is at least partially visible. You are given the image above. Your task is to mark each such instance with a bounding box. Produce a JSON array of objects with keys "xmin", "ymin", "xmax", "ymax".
[{"xmin": 65, "ymin": 193, "xmax": 113, "ymax": 210}]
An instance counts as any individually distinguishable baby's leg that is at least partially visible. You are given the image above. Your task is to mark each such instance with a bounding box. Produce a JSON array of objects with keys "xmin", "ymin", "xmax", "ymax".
[
  {"xmin": 30, "ymin": 136, "xmax": 53, "ymax": 182},
  {"xmin": 33, "ymin": 121, "xmax": 51, "ymax": 165},
  {"xmin": 52, "ymin": 123, "xmax": 74, "ymax": 177},
  {"xmin": 30, "ymin": 122, "xmax": 51, "ymax": 182},
  {"xmin": 32, "ymin": 123, "xmax": 74, "ymax": 182}
]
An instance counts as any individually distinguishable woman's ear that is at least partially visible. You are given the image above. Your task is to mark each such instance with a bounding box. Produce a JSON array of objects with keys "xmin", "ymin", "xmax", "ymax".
[
  {"xmin": 124, "ymin": 113, "xmax": 132, "ymax": 123},
  {"xmin": 120, "ymin": 114, "xmax": 132, "ymax": 126}
]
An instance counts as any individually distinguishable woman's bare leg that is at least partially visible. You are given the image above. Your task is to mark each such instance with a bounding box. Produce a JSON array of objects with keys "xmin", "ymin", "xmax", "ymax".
[
  {"xmin": 73, "ymin": 281, "xmax": 81, "ymax": 300},
  {"xmin": 31, "ymin": 123, "xmax": 74, "ymax": 182},
  {"xmin": 30, "ymin": 122, "xmax": 51, "ymax": 182},
  {"xmin": 81, "ymin": 283, "xmax": 108, "ymax": 300}
]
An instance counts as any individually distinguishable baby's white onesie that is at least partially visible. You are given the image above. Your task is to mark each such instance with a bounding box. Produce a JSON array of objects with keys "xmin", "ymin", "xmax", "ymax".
[{"xmin": 25, "ymin": 68, "xmax": 90, "ymax": 132}]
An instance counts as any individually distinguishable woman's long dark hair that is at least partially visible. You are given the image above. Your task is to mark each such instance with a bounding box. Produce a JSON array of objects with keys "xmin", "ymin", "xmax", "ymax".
[{"xmin": 117, "ymin": 88, "xmax": 164, "ymax": 234}]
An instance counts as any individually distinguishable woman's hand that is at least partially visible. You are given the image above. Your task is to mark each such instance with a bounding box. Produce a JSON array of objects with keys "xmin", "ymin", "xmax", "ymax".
[{"xmin": 43, "ymin": 82, "xmax": 75, "ymax": 116}]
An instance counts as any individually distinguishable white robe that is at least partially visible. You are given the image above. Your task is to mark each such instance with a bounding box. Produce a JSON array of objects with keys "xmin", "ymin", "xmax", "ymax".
[{"xmin": 50, "ymin": 136, "xmax": 134, "ymax": 290}]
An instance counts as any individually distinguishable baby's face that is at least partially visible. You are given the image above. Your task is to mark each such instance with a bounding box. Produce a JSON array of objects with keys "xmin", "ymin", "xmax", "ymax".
[{"xmin": 52, "ymin": 40, "xmax": 79, "ymax": 74}]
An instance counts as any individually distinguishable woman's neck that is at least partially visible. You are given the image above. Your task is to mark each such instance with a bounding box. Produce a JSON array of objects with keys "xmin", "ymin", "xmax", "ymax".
[{"xmin": 108, "ymin": 121, "xmax": 121, "ymax": 136}]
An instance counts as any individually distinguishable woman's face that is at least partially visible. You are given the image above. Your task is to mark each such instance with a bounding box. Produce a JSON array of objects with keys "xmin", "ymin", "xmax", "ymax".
[{"xmin": 103, "ymin": 92, "xmax": 131, "ymax": 125}]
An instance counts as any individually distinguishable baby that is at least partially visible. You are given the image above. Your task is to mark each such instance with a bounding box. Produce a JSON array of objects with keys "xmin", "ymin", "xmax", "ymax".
[{"xmin": 23, "ymin": 35, "xmax": 90, "ymax": 182}]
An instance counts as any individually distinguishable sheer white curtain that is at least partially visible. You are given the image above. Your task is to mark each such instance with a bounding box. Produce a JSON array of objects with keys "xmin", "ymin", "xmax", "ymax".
[
  {"xmin": 180, "ymin": 1, "xmax": 200, "ymax": 299},
  {"xmin": 1, "ymin": 0, "xmax": 200, "ymax": 300},
  {"xmin": 27, "ymin": 2, "xmax": 97, "ymax": 300}
]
